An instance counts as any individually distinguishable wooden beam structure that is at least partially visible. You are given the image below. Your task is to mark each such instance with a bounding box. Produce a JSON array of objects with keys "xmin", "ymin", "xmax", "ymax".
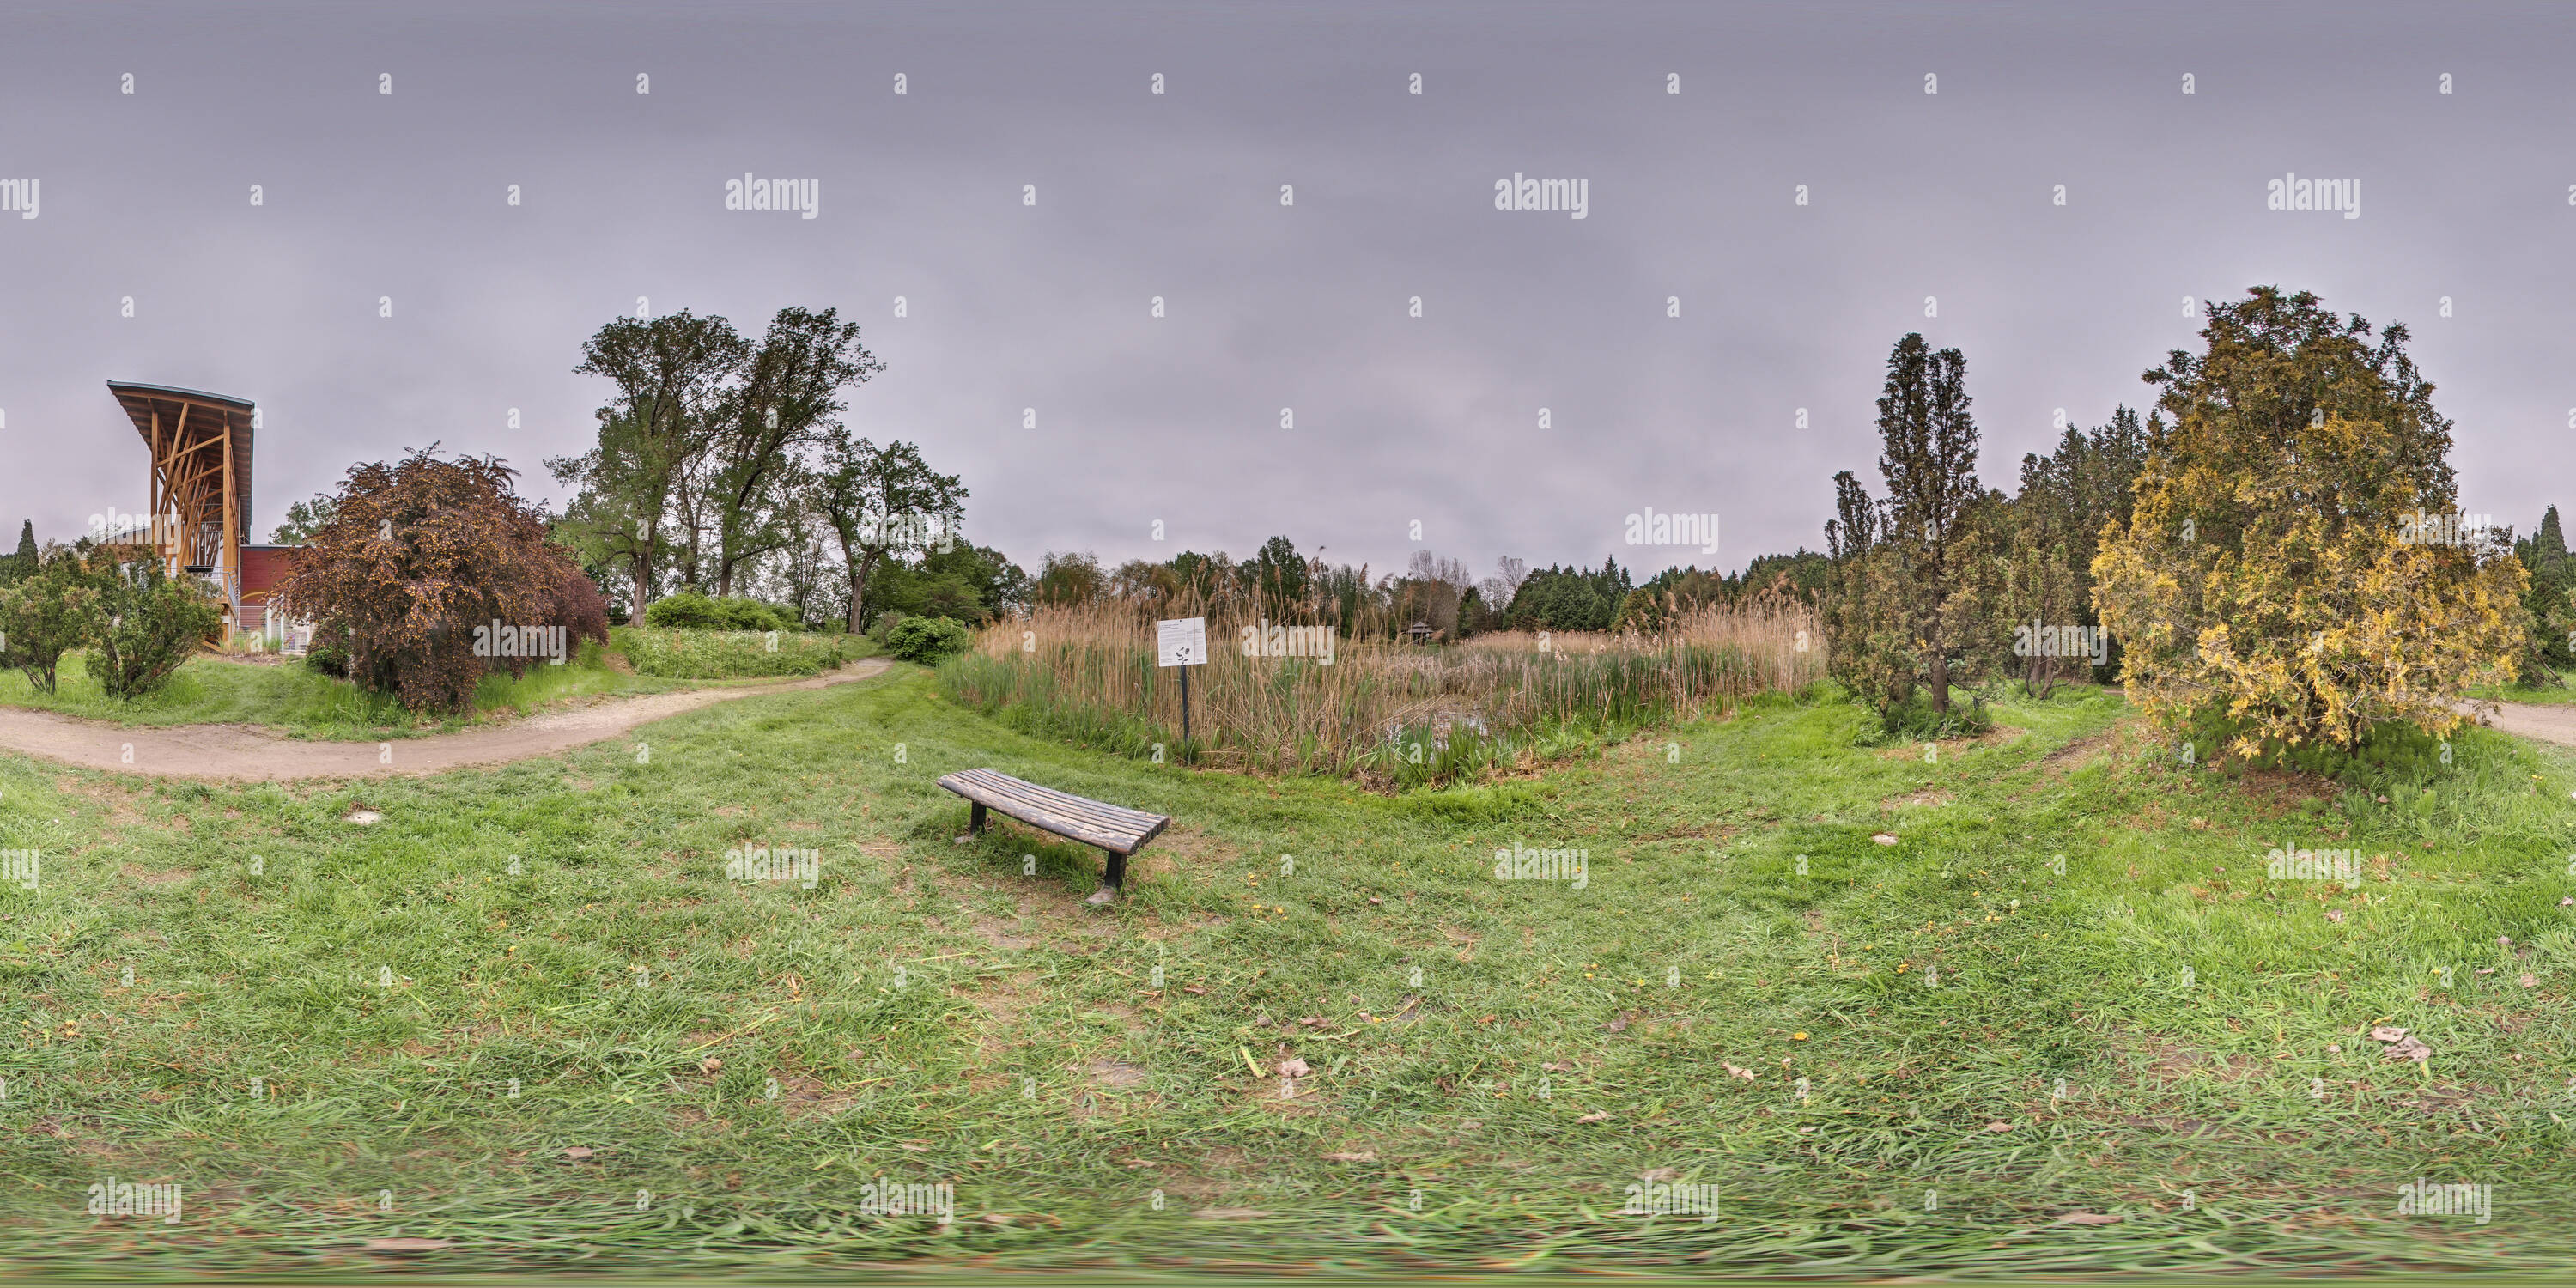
[{"xmin": 106, "ymin": 382, "xmax": 258, "ymax": 641}]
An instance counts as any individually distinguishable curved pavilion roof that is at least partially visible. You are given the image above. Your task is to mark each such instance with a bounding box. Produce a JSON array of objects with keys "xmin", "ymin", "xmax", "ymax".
[{"xmin": 106, "ymin": 380, "xmax": 256, "ymax": 550}]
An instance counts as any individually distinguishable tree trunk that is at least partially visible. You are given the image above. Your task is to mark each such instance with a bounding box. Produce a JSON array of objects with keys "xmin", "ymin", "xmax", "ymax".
[{"xmin": 855, "ymin": 559, "xmax": 886, "ymax": 634}]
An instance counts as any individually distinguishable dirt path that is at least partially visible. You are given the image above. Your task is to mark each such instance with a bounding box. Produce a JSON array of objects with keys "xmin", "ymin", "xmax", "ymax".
[
  {"xmin": 0, "ymin": 659, "xmax": 894, "ymax": 782},
  {"xmin": 2460, "ymin": 699, "xmax": 2576, "ymax": 749}
]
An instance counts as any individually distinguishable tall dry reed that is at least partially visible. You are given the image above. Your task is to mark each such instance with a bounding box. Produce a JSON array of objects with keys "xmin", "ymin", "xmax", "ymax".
[{"xmin": 937, "ymin": 595, "xmax": 1825, "ymax": 786}]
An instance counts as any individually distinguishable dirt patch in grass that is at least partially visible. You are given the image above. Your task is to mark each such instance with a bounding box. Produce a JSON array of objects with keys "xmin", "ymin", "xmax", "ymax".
[
  {"xmin": 1086, "ymin": 1059, "xmax": 1149, "ymax": 1088},
  {"xmin": 2233, "ymin": 768, "xmax": 2342, "ymax": 818},
  {"xmin": 769, "ymin": 1069, "xmax": 865, "ymax": 1121},
  {"xmin": 2037, "ymin": 729, "xmax": 2116, "ymax": 775},
  {"xmin": 959, "ymin": 971, "xmax": 1044, "ymax": 1055},
  {"xmin": 2121, "ymin": 1030, "xmax": 2266, "ymax": 1086},
  {"xmin": 969, "ymin": 910, "xmax": 1037, "ymax": 951},
  {"xmin": 1873, "ymin": 726, "xmax": 2025, "ymax": 761},
  {"xmin": 1881, "ymin": 787, "xmax": 1953, "ymax": 810},
  {"xmin": 1636, "ymin": 822, "xmax": 1737, "ymax": 842}
]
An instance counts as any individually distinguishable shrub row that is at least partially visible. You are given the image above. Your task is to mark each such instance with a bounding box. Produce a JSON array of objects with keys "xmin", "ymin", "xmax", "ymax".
[
  {"xmin": 612, "ymin": 626, "xmax": 853, "ymax": 678},
  {"xmin": 644, "ymin": 592, "xmax": 800, "ymax": 633}
]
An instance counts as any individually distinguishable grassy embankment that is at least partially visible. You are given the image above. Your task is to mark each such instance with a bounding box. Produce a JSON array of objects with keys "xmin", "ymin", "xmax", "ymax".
[{"xmin": 1, "ymin": 659, "xmax": 2573, "ymax": 1273}]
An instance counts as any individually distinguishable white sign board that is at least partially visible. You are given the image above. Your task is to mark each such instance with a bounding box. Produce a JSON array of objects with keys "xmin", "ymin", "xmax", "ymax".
[{"xmin": 1157, "ymin": 617, "xmax": 1208, "ymax": 668}]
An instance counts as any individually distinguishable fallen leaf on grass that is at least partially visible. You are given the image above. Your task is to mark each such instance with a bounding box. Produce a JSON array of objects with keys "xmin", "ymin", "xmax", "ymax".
[
  {"xmin": 1278, "ymin": 1057, "xmax": 1311, "ymax": 1078},
  {"xmin": 1604, "ymin": 1012, "xmax": 1631, "ymax": 1033},
  {"xmin": 363, "ymin": 1238, "xmax": 453, "ymax": 1252},
  {"xmin": 2385, "ymin": 1036, "xmax": 2433, "ymax": 1064},
  {"xmin": 699, "ymin": 1057, "xmax": 722, "ymax": 1075},
  {"xmin": 1182, "ymin": 985, "xmax": 1206, "ymax": 995},
  {"xmin": 2521, "ymin": 975, "xmax": 2538, "ymax": 988},
  {"xmin": 1577, "ymin": 1111, "xmax": 1612, "ymax": 1122},
  {"xmin": 1985, "ymin": 1121, "xmax": 2013, "ymax": 1132},
  {"xmin": 2370, "ymin": 1026, "xmax": 2408, "ymax": 1042},
  {"xmin": 1722, "ymin": 1064, "xmax": 1757, "ymax": 1081},
  {"xmin": 1321, "ymin": 1151, "xmax": 1376, "ymax": 1163},
  {"xmin": 1871, "ymin": 833, "xmax": 1899, "ymax": 847},
  {"xmin": 561, "ymin": 1147, "xmax": 597, "ymax": 1161},
  {"xmin": 2055, "ymin": 1212, "xmax": 2121, "ymax": 1225},
  {"xmin": 1542, "ymin": 1060, "xmax": 1581, "ymax": 1072},
  {"xmin": 1192, "ymin": 1207, "xmax": 1271, "ymax": 1219},
  {"xmin": 2324, "ymin": 909, "xmax": 2344, "ymax": 923}
]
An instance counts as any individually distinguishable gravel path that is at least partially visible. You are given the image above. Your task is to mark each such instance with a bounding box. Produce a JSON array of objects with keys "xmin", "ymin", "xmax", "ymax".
[
  {"xmin": 0, "ymin": 659, "xmax": 893, "ymax": 781},
  {"xmin": 2461, "ymin": 698, "xmax": 2576, "ymax": 749}
]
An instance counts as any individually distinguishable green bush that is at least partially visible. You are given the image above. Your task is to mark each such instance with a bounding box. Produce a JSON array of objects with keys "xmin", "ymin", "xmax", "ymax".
[
  {"xmin": 1859, "ymin": 690, "xmax": 1993, "ymax": 745},
  {"xmin": 644, "ymin": 592, "xmax": 789, "ymax": 633},
  {"xmin": 0, "ymin": 544, "xmax": 96, "ymax": 694},
  {"xmin": 88, "ymin": 557, "xmax": 223, "ymax": 699},
  {"xmin": 305, "ymin": 635, "xmax": 350, "ymax": 677},
  {"xmin": 884, "ymin": 615, "xmax": 972, "ymax": 664},
  {"xmin": 612, "ymin": 626, "xmax": 846, "ymax": 678}
]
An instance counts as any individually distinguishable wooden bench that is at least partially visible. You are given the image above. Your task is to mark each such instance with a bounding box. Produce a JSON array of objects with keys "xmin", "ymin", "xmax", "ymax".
[{"xmin": 939, "ymin": 768, "xmax": 1171, "ymax": 905}]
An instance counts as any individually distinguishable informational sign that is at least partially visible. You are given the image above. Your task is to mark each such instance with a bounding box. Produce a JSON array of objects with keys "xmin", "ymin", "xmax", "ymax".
[{"xmin": 1157, "ymin": 617, "xmax": 1207, "ymax": 668}]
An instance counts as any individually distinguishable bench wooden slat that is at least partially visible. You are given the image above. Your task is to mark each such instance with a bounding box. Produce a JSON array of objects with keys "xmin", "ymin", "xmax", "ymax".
[
  {"xmin": 939, "ymin": 769, "xmax": 1170, "ymax": 856},
  {"xmin": 950, "ymin": 769, "xmax": 1164, "ymax": 837},
  {"xmin": 959, "ymin": 775, "xmax": 1160, "ymax": 835}
]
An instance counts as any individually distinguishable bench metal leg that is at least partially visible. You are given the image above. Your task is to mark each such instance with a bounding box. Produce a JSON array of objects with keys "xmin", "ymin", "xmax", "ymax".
[
  {"xmin": 1087, "ymin": 849, "xmax": 1127, "ymax": 906},
  {"xmin": 970, "ymin": 801, "xmax": 987, "ymax": 835}
]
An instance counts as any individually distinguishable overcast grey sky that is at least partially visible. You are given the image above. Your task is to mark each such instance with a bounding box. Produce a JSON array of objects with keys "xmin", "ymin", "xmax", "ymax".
[{"xmin": 3, "ymin": 1, "xmax": 2570, "ymax": 580}]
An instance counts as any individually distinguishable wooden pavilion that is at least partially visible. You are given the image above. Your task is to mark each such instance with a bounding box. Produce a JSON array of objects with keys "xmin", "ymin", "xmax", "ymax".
[{"xmin": 105, "ymin": 381, "xmax": 258, "ymax": 640}]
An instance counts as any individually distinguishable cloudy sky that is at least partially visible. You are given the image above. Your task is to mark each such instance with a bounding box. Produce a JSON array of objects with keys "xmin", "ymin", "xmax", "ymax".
[{"xmin": 3, "ymin": 1, "xmax": 2570, "ymax": 582}]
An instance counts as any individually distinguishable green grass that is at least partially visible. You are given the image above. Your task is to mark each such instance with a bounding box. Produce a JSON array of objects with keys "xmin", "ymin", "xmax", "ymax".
[
  {"xmin": 0, "ymin": 642, "xmax": 669, "ymax": 738},
  {"xmin": 614, "ymin": 626, "xmax": 865, "ymax": 679},
  {"xmin": 2469, "ymin": 668, "xmax": 2576, "ymax": 706},
  {"xmin": 3, "ymin": 668, "xmax": 2574, "ymax": 1274}
]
